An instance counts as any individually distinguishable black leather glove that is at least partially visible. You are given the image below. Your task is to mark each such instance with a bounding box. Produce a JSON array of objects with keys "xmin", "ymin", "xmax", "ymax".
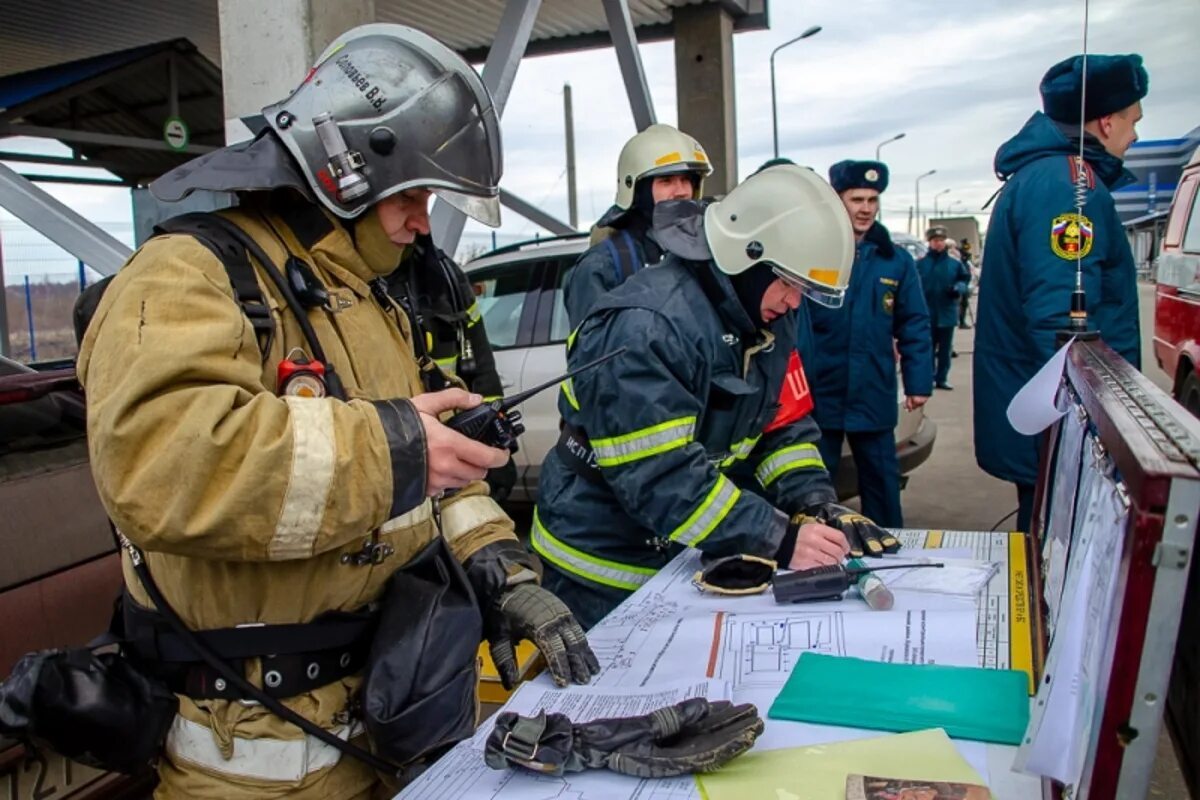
[
  {"xmin": 692, "ymin": 554, "xmax": 776, "ymax": 595},
  {"xmin": 486, "ymin": 459, "xmax": 518, "ymax": 504},
  {"xmin": 794, "ymin": 502, "xmax": 899, "ymax": 557},
  {"xmin": 463, "ymin": 541, "xmax": 599, "ymax": 689},
  {"xmin": 489, "ymin": 583, "xmax": 600, "ymax": 689},
  {"xmin": 484, "ymin": 698, "xmax": 764, "ymax": 778}
]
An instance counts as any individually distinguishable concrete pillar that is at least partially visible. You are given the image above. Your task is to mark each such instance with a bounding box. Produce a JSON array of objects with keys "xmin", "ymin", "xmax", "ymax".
[
  {"xmin": 217, "ymin": 0, "xmax": 376, "ymax": 144},
  {"xmin": 673, "ymin": 4, "xmax": 738, "ymax": 196}
]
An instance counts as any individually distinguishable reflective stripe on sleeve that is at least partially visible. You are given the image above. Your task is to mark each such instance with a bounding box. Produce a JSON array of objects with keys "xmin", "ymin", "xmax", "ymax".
[
  {"xmin": 719, "ymin": 435, "xmax": 761, "ymax": 469},
  {"xmin": 669, "ymin": 474, "xmax": 740, "ymax": 546},
  {"xmin": 440, "ymin": 494, "xmax": 507, "ymax": 543},
  {"xmin": 755, "ymin": 442, "xmax": 825, "ymax": 488},
  {"xmin": 591, "ymin": 416, "xmax": 696, "ymax": 467},
  {"xmin": 379, "ymin": 498, "xmax": 434, "ymax": 533},
  {"xmin": 434, "ymin": 355, "xmax": 458, "ymax": 375},
  {"xmin": 561, "ymin": 379, "xmax": 580, "ymax": 410},
  {"xmin": 270, "ymin": 397, "xmax": 336, "ymax": 560},
  {"xmin": 531, "ymin": 508, "xmax": 656, "ymax": 592},
  {"xmin": 466, "ymin": 301, "xmax": 481, "ymax": 327}
]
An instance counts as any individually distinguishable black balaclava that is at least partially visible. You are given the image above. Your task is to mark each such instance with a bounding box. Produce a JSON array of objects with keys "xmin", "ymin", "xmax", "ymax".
[{"xmin": 729, "ymin": 262, "xmax": 777, "ymax": 327}]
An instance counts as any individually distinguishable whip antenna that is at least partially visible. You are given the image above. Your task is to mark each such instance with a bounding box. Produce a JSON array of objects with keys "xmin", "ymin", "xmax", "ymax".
[{"xmin": 1062, "ymin": 0, "xmax": 1101, "ymax": 343}]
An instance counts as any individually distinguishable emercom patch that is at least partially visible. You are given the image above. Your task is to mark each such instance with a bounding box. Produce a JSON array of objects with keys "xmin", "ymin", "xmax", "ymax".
[{"xmin": 1050, "ymin": 212, "xmax": 1094, "ymax": 260}]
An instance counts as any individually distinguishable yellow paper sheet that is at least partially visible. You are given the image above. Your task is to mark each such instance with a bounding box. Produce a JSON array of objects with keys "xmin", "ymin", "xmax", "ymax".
[{"xmin": 695, "ymin": 729, "xmax": 987, "ymax": 800}]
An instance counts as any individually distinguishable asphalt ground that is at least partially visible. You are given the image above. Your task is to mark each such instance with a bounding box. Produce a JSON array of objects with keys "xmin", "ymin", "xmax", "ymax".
[{"xmin": 505, "ymin": 282, "xmax": 1189, "ymax": 796}]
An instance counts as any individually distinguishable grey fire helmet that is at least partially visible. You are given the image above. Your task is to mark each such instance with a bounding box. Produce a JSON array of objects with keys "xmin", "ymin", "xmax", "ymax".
[{"xmin": 265, "ymin": 24, "xmax": 503, "ymax": 225}]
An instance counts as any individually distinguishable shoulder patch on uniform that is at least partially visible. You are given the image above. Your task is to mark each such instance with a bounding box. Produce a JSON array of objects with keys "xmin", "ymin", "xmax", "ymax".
[
  {"xmin": 1050, "ymin": 212, "xmax": 1094, "ymax": 260},
  {"xmin": 879, "ymin": 277, "xmax": 899, "ymax": 286},
  {"xmin": 1067, "ymin": 155, "xmax": 1095, "ymax": 190}
]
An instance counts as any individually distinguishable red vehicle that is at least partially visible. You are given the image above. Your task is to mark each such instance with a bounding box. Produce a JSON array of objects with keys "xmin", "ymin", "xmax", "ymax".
[
  {"xmin": 1154, "ymin": 145, "xmax": 1200, "ymax": 415},
  {"xmin": 0, "ymin": 358, "xmax": 152, "ymax": 799}
]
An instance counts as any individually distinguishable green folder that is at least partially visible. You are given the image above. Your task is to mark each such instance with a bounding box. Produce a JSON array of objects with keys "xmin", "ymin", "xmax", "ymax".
[{"xmin": 768, "ymin": 653, "xmax": 1030, "ymax": 745}]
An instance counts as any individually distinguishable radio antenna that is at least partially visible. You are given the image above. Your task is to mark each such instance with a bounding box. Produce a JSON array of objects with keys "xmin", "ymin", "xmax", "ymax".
[{"xmin": 1062, "ymin": 0, "xmax": 1101, "ymax": 343}]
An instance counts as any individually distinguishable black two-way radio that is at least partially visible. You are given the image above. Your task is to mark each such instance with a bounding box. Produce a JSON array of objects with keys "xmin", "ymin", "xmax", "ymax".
[{"xmin": 445, "ymin": 348, "xmax": 626, "ymax": 452}]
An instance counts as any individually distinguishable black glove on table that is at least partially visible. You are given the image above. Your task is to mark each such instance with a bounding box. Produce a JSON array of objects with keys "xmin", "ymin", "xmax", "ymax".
[{"xmin": 484, "ymin": 698, "xmax": 764, "ymax": 778}]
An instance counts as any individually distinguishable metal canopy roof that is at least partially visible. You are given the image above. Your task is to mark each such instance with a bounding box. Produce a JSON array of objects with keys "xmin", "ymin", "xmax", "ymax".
[
  {"xmin": 0, "ymin": 40, "xmax": 224, "ymax": 186},
  {"xmin": 0, "ymin": 0, "xmax": 766, "ymax": 78}
]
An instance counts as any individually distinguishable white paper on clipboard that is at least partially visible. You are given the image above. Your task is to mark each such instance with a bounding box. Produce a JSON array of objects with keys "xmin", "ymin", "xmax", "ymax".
[
  {"xmin": 1014, "ymin": 453, "xmax": 1127, "ymax": 788},
  {"xmin": 1007, "ymin": 338, "xmax": 1075, "ymax": 436}
]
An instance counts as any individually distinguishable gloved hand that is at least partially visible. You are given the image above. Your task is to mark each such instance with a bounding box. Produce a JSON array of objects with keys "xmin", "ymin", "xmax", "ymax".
[
  {"xmin": 487, "ymin": 583, "xmax": 600, "ymax": 690},
  {"xmin": 795, "ymin": 502, "xmax": 899, "ymax": 557},
  {"xmin": 484, "ymin": 698, "xmax": 764, "ymax": 778},
  {"xmin": 485, "ymin": 459, "xmax": 518, "ymax": 504}
]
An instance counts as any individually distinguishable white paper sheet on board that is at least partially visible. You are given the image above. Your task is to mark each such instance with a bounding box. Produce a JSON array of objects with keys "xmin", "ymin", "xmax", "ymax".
[{"xmin": 1007, "ymin": 338, "xmax": 1075, "ymax": 436}]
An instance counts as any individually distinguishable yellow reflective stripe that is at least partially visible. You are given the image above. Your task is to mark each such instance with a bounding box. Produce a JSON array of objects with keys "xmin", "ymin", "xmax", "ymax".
[
  {"xmin": 566, "ymin": 328, "xmax": 579, "ymax": 352},
  {"xmin": 669, "ymin": 475, "xmax": 740, "ymax": 546},
  {"xmin": 592, "ymin": 416, "xmax": 696, "ymax": 467},
  {"xmin": 531, "ymin": 508, "xmax": 656, "ymax": 591},
  {"xmin": 561, "ymin": 379, "xmax": 580, "ymax": 410},
  {"xmin": 465, "ymin": 301, "xmax": 481, "ymax": 327},
  {"xmin": 434, "ymin": 355, "xmax": 458, "ymax": 374},
  {"xmin": 271, "ymin": 397, "xmax": 336, "ymax": 560},
  {"xmin": 719, "ymin": 435, "xmax": 761, "ymax": 468},
  {"xmin": 755, "ymin": 443, "xmax": 825, "ymax": 488}
]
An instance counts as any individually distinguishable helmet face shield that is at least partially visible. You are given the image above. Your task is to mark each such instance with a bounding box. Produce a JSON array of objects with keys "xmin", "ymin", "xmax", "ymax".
[
  {"xmin": 434, "ymin": 188, "xmax": 501, "ymax": 228},
  {"xmin": 771, "ymin": 267, "xmax": 846, "ymax": 309}
]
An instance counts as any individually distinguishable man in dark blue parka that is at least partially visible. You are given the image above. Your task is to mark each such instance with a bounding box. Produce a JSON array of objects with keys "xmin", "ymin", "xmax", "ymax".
[
  {"xmin": 916, "ymin": 227, "xmax": 971, "ymax": 390},
  {"xmin": 974, "ymin": 53, "xmax": 1147, "ymax": 531},
  {"xmin": 809, "ymin": 160, "xmax": 932, "ymax": 527}
]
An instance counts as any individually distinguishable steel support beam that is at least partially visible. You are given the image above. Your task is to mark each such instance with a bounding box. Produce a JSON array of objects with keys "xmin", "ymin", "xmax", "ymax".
[
  {"xmin": 499, "ymin": 189, "xmax": 574, "ymax": 235},
  {"xmin": 0, "ymin": 163, "xmax": 133, "ymax": 277},
  {"xmin": 0, "ymin": 152, "xmax": 126, "ymax": 173},
  {"xmin": 430, "ymin": 0, "xmax": 542, "ymax": 255},
  {"xmin": 601, "ymin": 0, "xmax": 656, "ymax": 131},
  {"xmin": 0, "ymin": 124, "xmax": 217, "ymax": 155}
]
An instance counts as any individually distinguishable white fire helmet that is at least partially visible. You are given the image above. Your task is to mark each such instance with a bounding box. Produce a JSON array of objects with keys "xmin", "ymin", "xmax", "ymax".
[
  {"xmin": 614, "ymin": 124, "xmax": 713, "ymax": 209},
  {"xmin": 704, "ymin": 163, "xmax": 855, "ymax": 308}
]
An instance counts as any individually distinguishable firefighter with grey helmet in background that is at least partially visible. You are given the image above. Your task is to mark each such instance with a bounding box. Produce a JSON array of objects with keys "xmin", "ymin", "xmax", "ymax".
[
  {"xmin": 563, "ymin": 123, "xmax": 713, "ymax": 327},
  {"xmin": 534, "ymin": 164, "xmax": 898, "ymax": 628},
  {"xmin": 78, "ymin": 24, "xmax": 596, "ymax": 799}
]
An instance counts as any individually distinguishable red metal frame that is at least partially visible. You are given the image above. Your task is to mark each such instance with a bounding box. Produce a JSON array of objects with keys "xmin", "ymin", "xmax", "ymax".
[{"xmin": 1030, "ymin": 340, "xmax": 1200, "ymax": 799}]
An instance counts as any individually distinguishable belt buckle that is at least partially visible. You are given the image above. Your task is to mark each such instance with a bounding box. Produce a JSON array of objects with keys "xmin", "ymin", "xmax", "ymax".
[{"xmin": 501, "ymin": 730, "xmax": 540, "ymax": 762}]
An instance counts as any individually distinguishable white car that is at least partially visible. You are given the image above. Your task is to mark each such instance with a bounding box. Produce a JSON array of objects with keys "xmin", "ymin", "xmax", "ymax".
[{"xmin": 463, "ymin": 234, "xmax": 936, "ymax": 504}]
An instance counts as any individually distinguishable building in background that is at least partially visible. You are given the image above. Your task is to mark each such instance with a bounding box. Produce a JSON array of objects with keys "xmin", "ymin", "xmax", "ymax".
[{"xmin": 1113, "ymin": 126, "xmax": 1200, "ymax": 223}]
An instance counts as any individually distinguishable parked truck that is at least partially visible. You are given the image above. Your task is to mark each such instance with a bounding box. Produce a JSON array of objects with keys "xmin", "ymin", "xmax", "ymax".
[{"xmin": 928, "ymin": 215, "xmax": 983, "ymax": 258}]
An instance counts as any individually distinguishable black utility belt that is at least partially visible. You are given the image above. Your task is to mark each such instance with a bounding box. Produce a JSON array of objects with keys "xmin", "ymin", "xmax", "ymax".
[
  {"xmin": 556, "ymin": 423, "xmax": 605, "ymax": 486},
  {"xmin": 123, "ymin": 593, "xmax": 378, "ymax": 701}
]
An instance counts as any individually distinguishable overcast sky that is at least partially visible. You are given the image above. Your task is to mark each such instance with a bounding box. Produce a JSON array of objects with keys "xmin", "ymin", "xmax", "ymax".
[{"xmin": 3, "ymin": 0, "xmax": 1197, "ymax": 279}]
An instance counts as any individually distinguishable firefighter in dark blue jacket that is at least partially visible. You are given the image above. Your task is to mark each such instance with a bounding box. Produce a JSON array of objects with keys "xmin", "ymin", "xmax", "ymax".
[
  {"xmin": 916, "ymin": 227, "xmax": 970, "ymax": 390},
  {"xmin": 535, "ymin": 164, "xmax": 899, "ymax": 628},
  {"xmin": 974, "ymin": 53, "xmax": 1147, "ymax": 531},
  {"xmin": 564, "ymin": 124, "xmax": 712, "ymax": 327},
  {"xmin": 809, "ymin": 160, "xmax": 932, "ymax": 528}
]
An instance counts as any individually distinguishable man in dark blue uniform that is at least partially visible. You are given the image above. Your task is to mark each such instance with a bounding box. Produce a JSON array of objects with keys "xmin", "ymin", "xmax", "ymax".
[
  {"xmin": 535, "ymin": 164, "xmax": 897, "ymax": 628},
  {"xmin": 564, "ymin": 124, "xmax": 712, "ymax": 327},
  {"xmin": 916, "ymin": 227, "xmax": 970, "ymax": 390},
  {"xmin": 974, "ymin": 53, "xmax": 1147, "ymax": 531},
  {"xmin": 809, "ymin": 160, "xmax": 932, "ymax": 528}
]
